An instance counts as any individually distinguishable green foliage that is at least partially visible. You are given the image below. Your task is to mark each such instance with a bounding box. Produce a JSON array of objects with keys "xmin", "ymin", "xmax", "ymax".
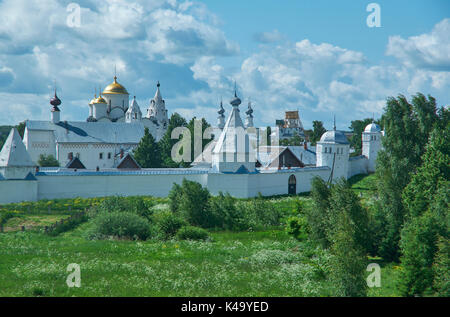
[
  {"xmin": 433, "ymin": 237, "xmax": 450, "ymax": 297},
  {"xmin": 0, "ymin": 211, "xmax": 16, "ymax": 226},
  {"xmin": 279, "ymin": 131, "xmax": 304, "ymax": 146},
  {"xmin": 349, "ymin": 118, "xmax": 376, "ymax": 155},
  {"xmin": 285, "ymin": 216, "xmax": 308, "ymax": 241},
  {"xmin": 374, "ymin": 93, "xmax": 446, "ymax": 261},
  {"xmin": 183, "ymin": 117, "xmax": 212, "ymax": 167},
  {"xmin": 134, "ymin": 127, "xmax": 161, "ymax": 168},
  {"xmin": 329, "ymin": 212, "xmax": 367, "ymax": 297},
  {"xmin": 47, "ymin": 213, "xmax": 88, "ymax": 236},
  {"xmin": 173, "ymin": 179, "xmax": 212, "ymax": 228},
  {"xmin": 159, "ymin": 113, "xmax": 188, "ymax": 168},
  {"xmin": 237, "ymin": 194, "xmax": 283, "ymax": 230},
  {"xmin": 208, "ymin": 192, "xmax": 247, "ymax": 231},
  {"xmin": 403, "ymin": 125, "xmax": 450, "ymax": 218},
  {"xmin": 307, "ymin": 177, "xmax": 331, "ymax": 248},
  {"xmin": 176, "ymin": 226, "xmax": 209, "ymax": 241},
  {"xmin": 90, "ymin": 211, "xmax": 151, "ymax": 240},
  {"xmin": 399, "ymin": 210, "xmax": 442, "ymax": 296},
  {"xmin": 310, "ymin": 120, "xmax": 326, "ymax": 145},
  {"xmin": 168, "ymin": 183, "xmax": 182, "ymax": 213},
  {"xmin": 37, "ymin": 154, "xmax": 60, "ymax": 167},
  {"xmin": 399, "ymin": 181, "xmax": 449, "ymax": 296},
  {"xmin": 154, "ymin": 211, "xmax": 186, "ymax": 239},
  {"xmin": 329, "ymin": 179, "xmax": 372, "ymax": 254}
]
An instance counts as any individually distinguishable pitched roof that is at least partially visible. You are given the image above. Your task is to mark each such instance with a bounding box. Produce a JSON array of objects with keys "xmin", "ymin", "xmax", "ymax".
[
  {"xmin": 65, "ymin": 157, "xmax": 86, "ymax": 169},
  {"xmin": 0, "ymin": 128, "xmax": 35, "ymax": 167},
  {"xmin": 26, "ymin": 120, "xmax": 146, "ymax": 144}
]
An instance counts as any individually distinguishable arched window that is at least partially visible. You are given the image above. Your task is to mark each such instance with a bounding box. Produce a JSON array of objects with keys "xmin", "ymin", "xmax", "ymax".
[
  {"xmin": 289, "ymin": 175, "xmax": 296, "ymax": 185},
  {"xmin": 288, "ymin": 175, "xmax": 296, "ymax": 195}
]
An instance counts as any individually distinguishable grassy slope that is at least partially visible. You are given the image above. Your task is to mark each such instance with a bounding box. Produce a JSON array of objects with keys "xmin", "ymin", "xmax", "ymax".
[
  {"xmin": 0, "ymin": 227, "xmax": 335, "ymax": 297},
  {"xmin": 0, "ymin": 174, "xmax": 401, "ymax": 297}
]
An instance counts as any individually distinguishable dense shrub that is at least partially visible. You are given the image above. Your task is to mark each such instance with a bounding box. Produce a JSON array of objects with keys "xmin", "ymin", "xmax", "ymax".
[
  {"xmin": 169, "ymin": 179, "xmax": 213, "ymax": 228},
  {"xmin": 285, "ymin": 216, "xmax": 308, "ymax": 241},
  {"xmin": 154, "ymin": 211, "xmax": 185, "ymax": 239},
  {"xmin": 176, "ymin": 226, "xmax": 209, "ymax": 241},
  {"xmin": 90, "ymin": 211, "xmax": 151, "ymax": 240},
  {"xmin": 208, "ymin": 192, "xmax": 248, "ymax": 231},
  {"xmin": 96, "ymin": 196, "xmax": 153, "ymax": 220},
  {"xmin": 237, "ymin": 194, "xmax": 282, "ymax": 230}
]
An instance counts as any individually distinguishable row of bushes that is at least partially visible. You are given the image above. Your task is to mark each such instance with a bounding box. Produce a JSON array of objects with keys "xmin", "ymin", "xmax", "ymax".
[
  {"xmin": 83, "ymin": 180, "xmax": 289, "ymax": 241},
  {"xmin": 168, "ymin": 180, "xmax": 284, "ymax": 231},
  {"xmin": 85, "ymin": 195, "xmax": 210, "ymax": 241}
]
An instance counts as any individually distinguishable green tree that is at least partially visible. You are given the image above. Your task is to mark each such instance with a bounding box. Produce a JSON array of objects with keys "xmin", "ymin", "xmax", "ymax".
[
  {"xmin": 170, "ymin": 179, "xmax": 213, "ymax": 228},
  {"xmin": 280, "ymin": 131, "xmax": 304, "ymax": 146},
  {"xmin": 307, "ymin": 177, "xmax": 331, "ymax": 248},
  {"xmin": 329, "ymin": 212, "xmax": 367, "ymax": 297},
  {"xmin": 310, "ymin": 121, "xmax": 326, "ymax": 145},
  {"xmin": 329, "ymin": 179, "xmax": 371, "ymax": 254},
  {"xmin": 399, "ymin": 210, "xmax": 442, "ymax": 296},
  {"xmin": 37, "ymin": 154, "xmax": 60, "ymax": 167},
  {"xmin": 134, "ymin": 127, "xmax": 161, "ymax": 168},
  {"xmin": 183, "ymin": 117, "xmax": 212, "ymax": 167},
  {"xmin": 159, "ymin": 113, "xmax": 188, "ymax": 168},
  {"xmin": 403, "ymin": 125, "xmax": 450, "ymax": 218},
  {"xmin": 348, "ymin": 118, "xmax": 375, "ymax": 156},
  {"xmin": 16, "ymin": 121, "xmax": 25, "ymax": 138},
  {"xmin": 374, "ymin": 93, "xmax": 444, "ymax": 261},
  {"xmin": 433, "ymin": 236, "xmax": 450, "ymax": 297}
]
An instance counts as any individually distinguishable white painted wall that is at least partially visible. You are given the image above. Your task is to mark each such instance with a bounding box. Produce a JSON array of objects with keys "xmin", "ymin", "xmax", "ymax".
[
  {"xmin": 36, "ymin": 173, "xmax": 207, "ymax": 200},
  {"xmin": 0, "ymin": 180, "xmax": 38, "ymax": 204},
  {"xmin": 348, "ymin": 157, "xmax": 368, "ymax": 178}
]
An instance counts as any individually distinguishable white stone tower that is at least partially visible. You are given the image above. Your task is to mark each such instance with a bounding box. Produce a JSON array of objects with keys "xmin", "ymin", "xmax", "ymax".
[
  {"xmin": 212, "ymin": 89, "xmax": 256, "ymax": 173},
  {"xmin": 125, "ymin": 96, "xmax": 142, "ymax": 123},
  {"xmin": 362, "ymin": 122, "xmax": 382, "ymax": 173},
  {"xmin": 147, "ymin": 81, "xmax": 169, "ymax": 129},
  {"xmin": 316, "ymin": 120, "xmax": 350, "ymax": 182},
  {"xmin": 0, "ymin": 128, "xmax": 36, "ymax": 179}
]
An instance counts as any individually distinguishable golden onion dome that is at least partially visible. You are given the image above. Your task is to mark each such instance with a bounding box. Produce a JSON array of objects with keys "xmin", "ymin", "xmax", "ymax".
[
  {"xmin": 102, "ymin": 76, "xmax": 129, "ymax": 95},
  {"xmin": 95, "ymin": 96, "xmax": 107, "ymax": 104}
]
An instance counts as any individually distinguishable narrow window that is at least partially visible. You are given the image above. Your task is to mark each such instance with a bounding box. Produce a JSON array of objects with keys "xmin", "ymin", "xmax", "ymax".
[
  {"xmin": 99, "ymin": 153, "xmax": 103, "ymax": 160},
  {"xmin": 108, "ymin": 152, "xmax": 111, "ymax": 159}
]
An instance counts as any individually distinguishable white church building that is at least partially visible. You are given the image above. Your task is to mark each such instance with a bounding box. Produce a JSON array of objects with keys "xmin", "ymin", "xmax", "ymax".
[
  {"xmin": 0, "ymin": 80, "xmax": 383, "ymax": 204},
  {"xmin": 23, "ymin": 77, "xmax": 168, "ymax": 169}
]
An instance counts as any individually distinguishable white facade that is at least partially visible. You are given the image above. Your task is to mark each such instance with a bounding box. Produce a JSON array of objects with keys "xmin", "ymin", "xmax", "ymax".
[
  {"xmin": 362, "ymin": 123, "xmax": 382, "ymax": 172},
  {"xmin": 0, "ymin": 82, "xmax": 384, "ymax": 204},
  {"xmin": 24, "ymin": 79, "xmax": 169, "ymax": 169}
]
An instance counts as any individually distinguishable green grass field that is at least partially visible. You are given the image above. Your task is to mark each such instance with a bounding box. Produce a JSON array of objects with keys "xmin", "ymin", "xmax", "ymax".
[{"xmin": 0, "ymin": 174, "xmax": 401, "ymax": 297}]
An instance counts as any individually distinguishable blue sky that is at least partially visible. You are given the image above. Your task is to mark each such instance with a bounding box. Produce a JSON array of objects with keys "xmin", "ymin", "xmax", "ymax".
[{"xmin": 0, "ymin": 0, "xmax": 448, "ymax": 130}]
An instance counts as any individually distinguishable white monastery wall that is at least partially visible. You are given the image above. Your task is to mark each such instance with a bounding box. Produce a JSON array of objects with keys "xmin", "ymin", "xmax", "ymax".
[
  {"xmin": 0, "ymin": 180, "xmax": 38, "ymax": 204},
  {"xmin": 348, "ymin": 157, "xmax": 368, "ymax": 178},
  {"xmin": 35, "ymin": 173, "xmax": 207, "ymax": 200}
]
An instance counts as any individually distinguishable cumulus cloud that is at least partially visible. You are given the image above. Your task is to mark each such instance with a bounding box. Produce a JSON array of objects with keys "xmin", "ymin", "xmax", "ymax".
[
  {"xmin": 386, "ymin": 18, "xmax": 450, "ymax": 71},
  {"xmin": 0, "ymin": 1, "xmax": 448, "ymax": 131},
  {"xmin": 0, "ymin": 0, "xmax": 239, "ymax": 124},
  {"xmin": 193, "ymin": 29, "xmax": 449, "ymax": 129}
]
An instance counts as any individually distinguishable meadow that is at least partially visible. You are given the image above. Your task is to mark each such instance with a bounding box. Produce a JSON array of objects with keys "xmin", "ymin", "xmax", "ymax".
[{"xmin": 0, "ymin": 174, "xmax": 401, "ymax": 297}]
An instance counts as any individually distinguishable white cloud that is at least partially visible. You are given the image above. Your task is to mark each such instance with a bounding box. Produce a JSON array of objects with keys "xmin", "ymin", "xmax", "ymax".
[
  {"xmin": 194, "ymin": 27, "xmax": 449, "ymax": 129},
  {"xmin": 386, "ymin": 18, "xmax": 450, "ymax": 71},
  {"xmin": 0, "ymin": 0, "xmax": 239, "ymax": 125}
]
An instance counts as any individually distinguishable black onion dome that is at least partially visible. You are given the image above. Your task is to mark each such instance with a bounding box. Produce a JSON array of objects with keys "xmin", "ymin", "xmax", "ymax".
[{"xmin": 50, "ymin": 91, "xmax": 61, "ymax": 106}]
